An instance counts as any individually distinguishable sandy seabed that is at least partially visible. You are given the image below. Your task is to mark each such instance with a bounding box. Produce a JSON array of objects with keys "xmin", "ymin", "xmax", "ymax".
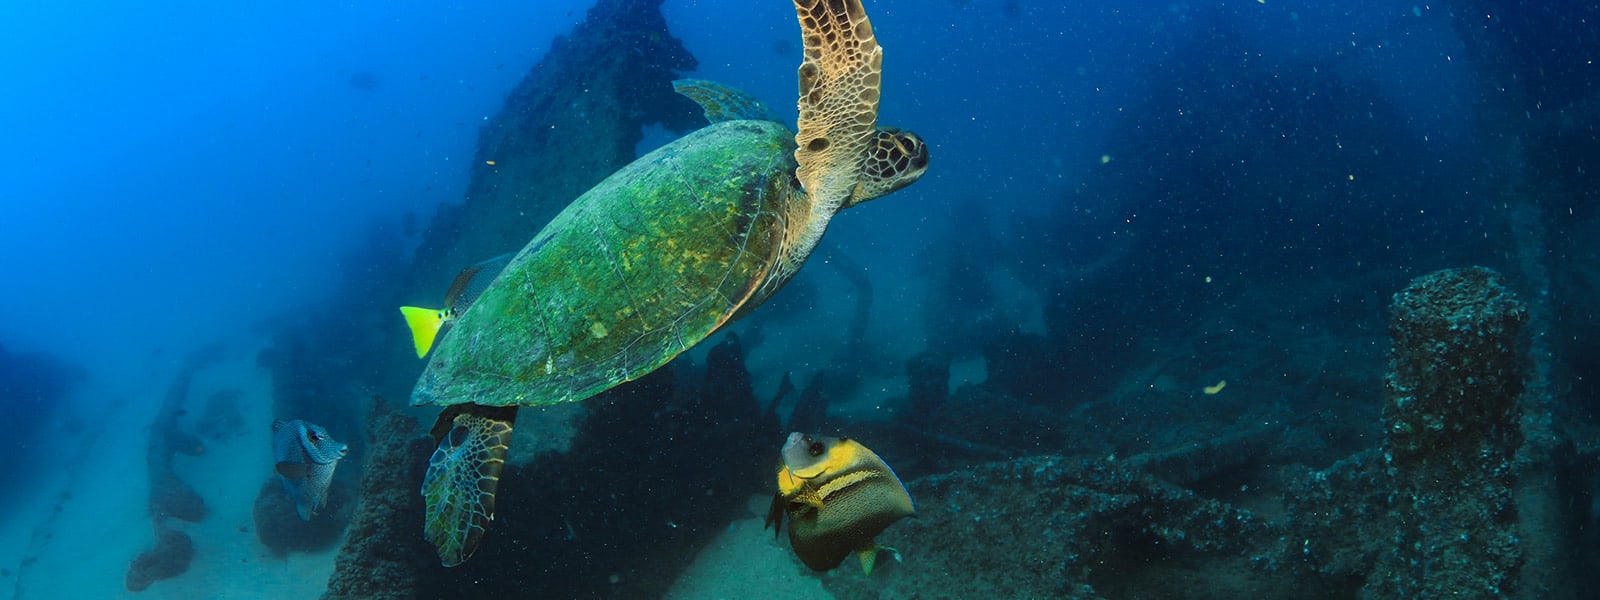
[
  {"xmin": 1, "ymin": 339, "xmax": 337, "ymax": 600},
  {"xmin": 664, "ymin": 496, "xmax": 833, "ymax": 600}
]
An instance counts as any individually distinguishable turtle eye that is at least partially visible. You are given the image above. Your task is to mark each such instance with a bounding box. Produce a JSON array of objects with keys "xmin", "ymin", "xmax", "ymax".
[
  {"xmin": 893, "ymin": 136, "xmax": 914, "ymax": 155},
  {"xmin": 807, "ymin": 441, "xmax": 826, "ymax": 457},
  {"xmin": 897, "ymin": 134, "xmax": 928, "ymax": 169}
]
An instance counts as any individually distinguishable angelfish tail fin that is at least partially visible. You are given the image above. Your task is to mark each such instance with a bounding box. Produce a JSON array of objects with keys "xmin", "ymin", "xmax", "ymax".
[
  {"xmin": 399, "ymin": 306, "xmax": 446, "ymax": 358},
  {"xmin": 421, "ymin": 405, "xmax": 517, "ymax": 566}
]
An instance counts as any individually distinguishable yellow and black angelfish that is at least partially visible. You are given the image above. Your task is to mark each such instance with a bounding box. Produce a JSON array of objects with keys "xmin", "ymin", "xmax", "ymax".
[
  {"xmin": 765, "ymin": 432, "xmax": 915, "ymax": 574},
  {"xmin": 399, "ymin": 253, "xmax": 513, "ymax": 358}
]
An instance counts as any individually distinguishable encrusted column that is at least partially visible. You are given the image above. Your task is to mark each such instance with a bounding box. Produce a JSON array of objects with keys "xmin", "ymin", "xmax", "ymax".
[{"xmin": 1371, "ymin": 266, "xmax": 1527, "ymax": 598}]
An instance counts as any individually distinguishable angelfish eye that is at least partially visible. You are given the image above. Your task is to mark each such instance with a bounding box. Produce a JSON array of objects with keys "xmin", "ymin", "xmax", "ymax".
[
  {"xmin": 308, "ymin": 431, "xmax": 321, "ymax": 442},
  {"xmin": 807, "ymin": 441, "xmax": 826, "ymax": 457}
]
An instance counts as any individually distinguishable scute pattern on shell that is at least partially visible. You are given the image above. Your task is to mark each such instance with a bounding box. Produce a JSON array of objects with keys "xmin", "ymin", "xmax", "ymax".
[{"xmin": 413, "ymin": 121, "xmax": 801, "ymax": 409}]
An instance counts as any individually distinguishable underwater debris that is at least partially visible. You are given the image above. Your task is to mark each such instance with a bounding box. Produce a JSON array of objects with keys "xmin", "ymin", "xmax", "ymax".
[
  {"xmin": 703, "ymin": 333, "xmax": 782, "ymax": 442},
  {"xmin": 144, "ymin": 349, "xmax": 217, "ymax": 523},
  {"xmin": 194, "ymin": 389, "xmax": 246, "ymax": 442},
  {"xmin": 702, "ymin": 334, "xmax": 756, "ymax": 415},
  {"xmin": 123, "ymin": 526, "xmax": 193, "ymax": 593},
  {"xmin": 147, "ymin": 471, "xmax": 206, "ymax": 523},
  {"xmin": 812, "ymin": 266, "xmax": 1563, "ymax": 598},
  {"xmin": 330, "ymin": 347, "xmax": 775, "ymax": 598},
  {"xmin": 788, "ymin": 371, "xmax": 831, "ymax": 434},
  {"xmin": 408, "ymin": 0, "xmax": 702, "ymax": 281},
  {"xmin": 904, "ymin": 350, "xmax": 951, "ymax": 423},
  {"xmin": 323, "ymin": 398, "xmax": 434, "ymax": 600},
  {"xmin": 125, "ymin": 345, "xmax": 223, "ymax": 593},
  {"xmin": 254, "ymin": 469, "xmax": 353, "ymax": 557},
  {"xmin": 1382, "ymin": 266, "xmax": 1527, "ymax": 466},
  {"xmin": 820, "ymin": 247, "xmax": 875, "ymax": 398},
  {"xmin": 982, "ymin": 331, "xmax": 1069, "ymax": 406},
  {"xmin": 1372, "ymin": 266, "xmax": 1528, "ymax": 598},
  {"xmin": 934, "ymin": 380, "xmax": 1065, "ymax": 453},
  {"xmin": 822, "ymin": 454, "xmax": 1285, "ymax": 599},
  {"xmin": 761, "ymin": 371, "xmax": 796, "ymax": 433}
]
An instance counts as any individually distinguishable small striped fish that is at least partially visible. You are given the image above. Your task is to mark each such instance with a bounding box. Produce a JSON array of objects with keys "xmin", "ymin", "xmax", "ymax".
[{"xmin": 272, "ymin": 419, "xmax": 348, "ymax": 521}]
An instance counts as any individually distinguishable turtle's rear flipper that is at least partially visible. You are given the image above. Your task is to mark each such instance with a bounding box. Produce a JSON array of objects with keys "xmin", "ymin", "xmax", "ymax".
[{"xmin": 421, "ymin": 404, "xmax": 518, "ymax": 566}]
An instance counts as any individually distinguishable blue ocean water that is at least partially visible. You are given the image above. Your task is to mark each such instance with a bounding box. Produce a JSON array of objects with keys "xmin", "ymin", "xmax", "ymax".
[
  {"xmin": 2, "ymin": 1, "xmax": 593, "ymax": 362},
  {"xmin": 2, "ymin": 0, "xmax": 1596, "ymax": 597}
]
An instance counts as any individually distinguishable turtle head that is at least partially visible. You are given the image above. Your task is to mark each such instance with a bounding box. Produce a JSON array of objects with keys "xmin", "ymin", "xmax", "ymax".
[{"xmin": 845, "ymin": 127, "xmax": 929, "ymax": 208}]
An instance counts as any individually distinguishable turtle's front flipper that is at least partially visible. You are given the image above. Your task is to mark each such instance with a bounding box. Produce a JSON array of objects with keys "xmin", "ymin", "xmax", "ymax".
[
  {"xmin": 421, "ymin": 404, "xmax": 518, "ymax": 566},
  {"xmin": 792, "ymin": 0, "xmax": 883, "ymax": 214}
]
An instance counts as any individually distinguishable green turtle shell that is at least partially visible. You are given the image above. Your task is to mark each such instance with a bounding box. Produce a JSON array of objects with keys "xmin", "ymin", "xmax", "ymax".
[{"xmin": 413, "ymin": 119, "xmax": 800, "ymax": 408}]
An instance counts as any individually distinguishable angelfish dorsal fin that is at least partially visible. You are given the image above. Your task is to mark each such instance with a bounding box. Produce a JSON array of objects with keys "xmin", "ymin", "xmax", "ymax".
[{"xmin": 442, "ymin": 253, "xmax": 515, "ymax": 308}]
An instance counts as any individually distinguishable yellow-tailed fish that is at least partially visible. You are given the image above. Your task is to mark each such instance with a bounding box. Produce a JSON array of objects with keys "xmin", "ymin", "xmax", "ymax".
[
  {"xmin": 399, "ymin": 253, "xmax": 513, "ymax": 358},
  {"xmin": 764, "ymin": 432, "xmax": 915, "ymax": 574}
]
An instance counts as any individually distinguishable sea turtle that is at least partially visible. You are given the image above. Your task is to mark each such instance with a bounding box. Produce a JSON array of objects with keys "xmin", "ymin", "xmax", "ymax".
[{"xmin": 414, "ymin": 0, "xmax": 929, "ymax": 566}]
